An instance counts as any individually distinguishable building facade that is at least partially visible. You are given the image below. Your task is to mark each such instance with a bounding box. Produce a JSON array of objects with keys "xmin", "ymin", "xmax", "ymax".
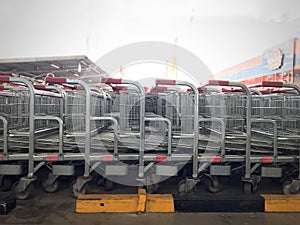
[{"xmin": 214, "ymin": 38, "xmax": 300, "ymax": 86}]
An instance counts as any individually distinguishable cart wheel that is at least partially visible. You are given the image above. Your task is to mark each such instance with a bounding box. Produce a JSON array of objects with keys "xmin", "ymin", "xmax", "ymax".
[
  {"xmin": 243, "ymin": 182, "xmax": 252, "ymax": 195},
  {"xmin": 177, "ymin": 179, "xmax": 186, "ymax": 195},
  {"xmin": 14, "ymin": 181, "xmax": 33, "ymax": 200},
  {"xmin": 42, "ymin": 180, "xmax": 59, "ymax": 193},
  {"xmin": 104, "ymin": 179, "xmax": 113, "ymax": 191},
  {"xmin": 1, "ymin": 177, "xmax": 13, "ymax": 192},
  {"xmin": 146, "ymin": 184, "xmax": 158, "ymax": 194},
  {"xmin": 283, "ymin": 180, "xmax": 293, "ymax": 195},
  {"xmin": 206, "ymin": 176, "xmax": 221, "ymax": 193},
  {"xmin": 96, "ymin": 177, "xmax": 104, "ymax": 186},
  {"xmin": 71, "ymin": 180, "xmax": 87, "ymax": 198}
]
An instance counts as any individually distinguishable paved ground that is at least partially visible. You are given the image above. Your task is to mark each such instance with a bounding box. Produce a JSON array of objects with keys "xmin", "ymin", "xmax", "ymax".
[{"xmin": 0, "ymin": 177, "xmax": 299, "ymax": 225}]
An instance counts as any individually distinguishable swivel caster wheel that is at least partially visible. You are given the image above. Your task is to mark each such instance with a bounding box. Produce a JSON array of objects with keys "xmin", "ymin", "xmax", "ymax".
[
  {"xmin": 70, "ymin": 180, "xmax": 88, "ymax": 198},
  {"xmin": 13, "ymin": 181, "xmax": 33, "ymax": 200},
  {"xmin": 283, "ymin": 180, "xmax": 300, "ymax": 195},
  {"xmin": 42, "ymin": 180, "xmax": 59, "ymax": 193},
  {"xmin": 206, "ymin": 176, "xmax": 221, "ymax": 193},
  {"xmin": 243, "ymin": 182, "xmax": 253, "ymax": 195},
  {"xmin": 146, "ymin": 184, "xmax": 159, "ymax": 194}
]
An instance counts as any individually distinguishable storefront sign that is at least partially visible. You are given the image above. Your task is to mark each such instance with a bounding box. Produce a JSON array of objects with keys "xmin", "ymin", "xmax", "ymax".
[{"xmin": 267, "ymin": 49, "xmax": 283, "ymax": 70}]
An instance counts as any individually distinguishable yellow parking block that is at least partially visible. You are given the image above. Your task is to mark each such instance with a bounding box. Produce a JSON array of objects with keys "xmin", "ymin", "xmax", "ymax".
[
  {"xmin": 262, "ymin": 194, "xmax": 300, "ymax": 212},
  {"xmin": 76, "ymin": 194, "xmax": 140, "ymax": 213},
  {"xmin": 76, "ymin": 189, "xmax": 174, "ymax": 213},
  {"xmin": 146, "ymin": 194, "xmax": 174, "ymax": 212}
]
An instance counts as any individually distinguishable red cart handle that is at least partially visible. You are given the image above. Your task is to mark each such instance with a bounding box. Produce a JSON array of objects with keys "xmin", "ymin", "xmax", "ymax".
[
  {"xmin": 156, "ymin": 79, "xmax": 176, "ymax": 85},
  {"xmin": 45, "ymin": 77, "xmax": 67, "ymax": 84},
  {"xmin": 101, "ymin": 78, "xmax": 122, "ymax": 84},
  {"xmin": 0, "ymin": 76, "xmax": 11, "ymax": 83},
  {"xmin": 113, "ymin": 86, "xmax": 127, "ymax": 91},
  {"xmin": 208, "ymin": 80, "xmax": 229, "ymax": 86},
  {"xmin": 261, "ymin": 81, "xmax": 283, "ymax": 88},
  {"xmin": 152, "ymin": 86, "xmax": 168, "ymax": 92},
  {"xmin": 34, "ymin": 85, "xmax": 48, "ymax": 90}
]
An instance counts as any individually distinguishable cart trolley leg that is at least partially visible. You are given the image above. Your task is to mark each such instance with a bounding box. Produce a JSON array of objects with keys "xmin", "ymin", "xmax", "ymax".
[
  {"xmin": 46, "ymin": 78, "xmax": 94, "ymax": 197},
  {"xmin": 243, "ymin": 119, "xmax": 279, "ymax": 194},
  {"xmin": 156, "ymin": 79, "xmax": 199, "ymax": 194},
  {"xmin": 199, "ymin": 118, "xmax": 225, "ymax": 193},
  {"xmin": 208, "ymin": 80, "xmax": 254, "ymax": 194},
  {"xmin": 261, "ymin": 81, "xmax": 300, "ymax": 195},
  {"xmin": 70, "ymin": 176, "xmax": 93, "ymax": 198},
  {"xmin": 101, "ymin": 78, "xmax": 146, "ymax": 186},
  {"xmin": 4, "ymin": 77, "xmax": 37, "ymax": 199}
]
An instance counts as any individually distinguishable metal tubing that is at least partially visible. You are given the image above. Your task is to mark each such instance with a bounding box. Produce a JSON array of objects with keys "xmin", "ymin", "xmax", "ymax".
[
  {"xmin": 160, "ymin": 80, "xmax": 199, "ymax": 178},
  {"xmin": 45, "ymin": 85, "xmax": 66, "ymax": 120},
  {"xmin": 109, "ymin": 79, "xmax": 146, "ymax": 178},
  {"xmin": 0, "ymin": 116, "xmax": 8, "ymax": 156},
  {"xmin": 208, "ymin": 81, "xmax": 252, "ymax": 179},
  {"xmin": 251, "ymin": 119, "xmax": 278, "ymax": 159},
  {"xmin": 198, "ymin": 117, "xmax": 225, "ymax": 157},
  {"xmin": 264, "ymin": 82, "xmax": 300, "ymax": 179},
  {"xmin": 91, "ymin": 116, "xmax": 119, "ymax": 156},
  {"xmin": 34, "ymin": 116, "xmax": 64, "ymax": 155},
  {"xmin": 229, "ymin": 82, "xmax": 252, "ymax": 179},
  {"xmin": 145, "ymin": 117, "xmax": 172, "ymax": 155},
  {"xmin": 250, "ymin": 89, "xmax": 262, "ymax": 95},
  {"xmin": 67, "ymin": 80, "xmax": 92, "ymax": 177},
  {"xmin": 10, "ymin": 77, "xmax": 35, "ymax": 178}
]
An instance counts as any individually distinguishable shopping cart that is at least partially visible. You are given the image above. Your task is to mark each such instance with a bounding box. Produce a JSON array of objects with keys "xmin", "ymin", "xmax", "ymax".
[
  {"xmin": 0, "ymin": 76, "xmax": 65, "ymax": 199},
  {"xmin": 250, "ymin": 81, "xmax": 300, "ymax": 194}
]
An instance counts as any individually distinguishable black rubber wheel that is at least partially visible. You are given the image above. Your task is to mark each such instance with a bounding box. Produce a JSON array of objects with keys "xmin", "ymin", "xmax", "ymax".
[
  {"xmin": 14, "ymin": 181, "xmax": 33, "ymax": 200},
  {"xmin": 206, "ymin": 177, "xmax": 221, "ymax": 193},
  {"xmin": 146, "ymin": 184, "xmax": 159, "ymax": 194},
  {"xmin": 243, "ymin": 182, "xmax": 252, "ymax": 195},
  {"xmin": 1, "ymin": 177, "xmax": 13, "ymax": 192},
  {"xmin": 104, "ymin": 179, "xmax": 113, "ymax": 191},
  {"xmin": 42, "ymin": 180, "xmax": 59, "ymax": 193},
  {"xmin": 282, "ymin": 180, "xmax": 292, "ymax": 195},
  {"xmin": 71, "ymin": 180, "xmax": 87, "ymax": 198},
  {"xmin": 177, "ymin": 179, "xmax": 186, "ymax": 195}
]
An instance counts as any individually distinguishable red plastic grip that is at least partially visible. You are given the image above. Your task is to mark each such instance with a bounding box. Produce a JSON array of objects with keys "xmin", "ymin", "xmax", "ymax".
[
  {"xmin": 210, "ymin": 155, "xmax": 221, "ymax": 163},
  {"xmin": 152, "ymin": 86, "xmax": 168, "ymax": 92},
  {"xmin": 0, "ymin": 76, "xmax": 11, "ymax": 83},
  {"xmin": 262, "ymin": 81, "xmax": 283, "ymax": 88},
  {"xmin": 197, "ymin": 87, "xmax": 209, "ymax": 92},
  {"xmin": 45, "ymin": 77, "xmax": 67, "ymax": 84},
  {"xmin": 259, "ymin": 89, "xmax": 272, "ymax": 94},
  {"xmin": 0, "ymin": 154, "xmax": 2, "ymax": 161},
  {"xmin": 208, "ymin": 80, "xmax": 229, "ymax": 86},
  {"xmin": 74, "ymin": 85, "xmax": 84, "ymax": 90},
  {"xmin": 156, "ymin": 155, "xmax": 167, "ymax": 162},
  {"xmin": 101, "ymin": 78, "xmax": 122, "ymax": 84},
  {"xmin": 150, "ymin": 91, "xmax": 159, "ymax": 95},
  {"xmin": 113, "ymin": 86, "xmax": 127, "ymax": 91},
  {"xmin": 46, "ymin": 154, "xmax": 59, "ymax": 162},
  {"xmin": 102, "ymin": 154, "xmax": 113, "ymax": 162},
  {"xmin": 156, "ymin": 79, "xmax": 176, "ymax": 85},
  {"xmin": 34, "ymin": 85, "xmax": 48, "ymax": 90},
  {"xmin": 222, "ymin": 88, "xmax": 244, "ymax": 93},
  {"xmin": 262, "ymin": 156, "xmax": 273, "ymax": 164}
]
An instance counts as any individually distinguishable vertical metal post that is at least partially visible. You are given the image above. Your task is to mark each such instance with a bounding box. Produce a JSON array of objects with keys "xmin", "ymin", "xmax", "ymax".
[
  {"xmin": 69, "ymin": 80, "xmax": 91, "ymax": 177},
  {"xmin": 11, "ymin": 78, "xmax": 35, "ymax": 178}
]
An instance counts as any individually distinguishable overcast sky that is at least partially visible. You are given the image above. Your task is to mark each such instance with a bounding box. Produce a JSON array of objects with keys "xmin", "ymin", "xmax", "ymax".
[{"xmin": 1, "ymin": 0, "xmax": 300, "ymax": 74}]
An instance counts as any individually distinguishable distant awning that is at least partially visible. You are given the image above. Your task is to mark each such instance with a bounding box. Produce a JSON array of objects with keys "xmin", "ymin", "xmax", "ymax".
[{"xmin": 0, "ymin": 55, "xmax": 108, "ymax": 83}]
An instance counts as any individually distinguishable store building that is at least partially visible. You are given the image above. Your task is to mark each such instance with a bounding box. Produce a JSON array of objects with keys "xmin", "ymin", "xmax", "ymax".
[{"xmin": 214, "ymin": 38, "xmax": 300, "ymax": 86}]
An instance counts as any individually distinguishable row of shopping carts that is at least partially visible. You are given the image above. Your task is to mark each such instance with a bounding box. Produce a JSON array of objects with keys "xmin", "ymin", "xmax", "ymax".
[{"xmin": 0, "ymin": 75, "xmax": 300, "ymax": 199}]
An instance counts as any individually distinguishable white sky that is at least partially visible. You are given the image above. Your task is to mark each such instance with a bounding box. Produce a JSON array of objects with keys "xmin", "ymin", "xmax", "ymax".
[{"xmin": 1, "ymin": 0, "xmax": 300, "ymax": 75}]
